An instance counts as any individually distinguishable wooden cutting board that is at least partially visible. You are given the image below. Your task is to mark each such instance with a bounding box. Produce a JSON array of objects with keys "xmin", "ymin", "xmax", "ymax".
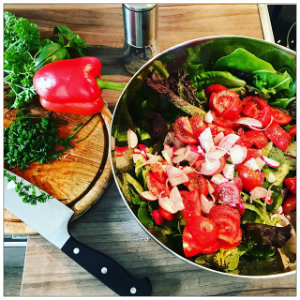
[{"xmin": 4, "ymin": 104, "xmax": 113, "ymax": 235}]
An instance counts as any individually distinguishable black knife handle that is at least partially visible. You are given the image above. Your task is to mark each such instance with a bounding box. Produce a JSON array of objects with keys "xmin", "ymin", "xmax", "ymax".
[{"xmin": 61, "ymin": 236, "xmax": 152, "ymax": 296}]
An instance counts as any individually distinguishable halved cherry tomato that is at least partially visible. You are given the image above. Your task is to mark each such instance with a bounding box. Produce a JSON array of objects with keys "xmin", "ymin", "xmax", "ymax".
[
  {"xmin": 214, "ymin": 182, "xmax": 241, "ymax": 206},
  {"xmin": 236, "ymin": 164, "xmax": 262, "ymax": 192},
  {"xmin": 205, "ymin": 84, "xmax": 227, "ymax": 99},
  {"xmin": 186, "ymin": 215, "xmax": 218, "ymax": 246},
  {"xmin": 288, "ymin": 124, "xmax": 296, "ymax": 136},
  {"xmin": 208, "ymin": 205, "xmax": 241, "ymax": 224},
  {"xmin": 210, "ymin": 90, "xmax": 242, "ymax": 120},
  {"xmin": 282, "ymin": 195, "xmax": 296, "ymax": 214},
  {"xmin": 182, "ymin": 226, "xmax": 220, "ymax": 257},
  {"xmin": 244, "ymin": 130, "xmax": 269, "ymax": 149},
  {"xmin": 210, "ymin": 111, "xmax": 237, "ymax": 129},
  {"xmin": 173, "ymin": 117, "xmax": 198, "ymax": 144},
  {"xmin": 146, "ymin": 172, "xmax": 170, "ymax": 198},
  {"xmin": 243, "ymin": 148, "xmax": 261, "ymax": 163},
  {"xmin": 158, "ymin": 207, "xmax": 174, "ymax": 221},
  {"xmin": 189, "ymin": 115, "xmax": 207, "ymax": 138},
  {"xmin": 242, "ymin": 96, "xmax": 272, "ymax": 127},
  {"xmin": 184, "ymin": 171, "xmax": 208, "ymax": 196},
  {"xmin": 271, "ymin": 107, "xmax": 292, "ymax": 125},
  {"xmin": 181, "ymin": 190, "xmax": 201, "ymax": 222},
  {"xmin": 284, "ymin": 177, "xmax": 296, "ymax": 194},
  {"xmin": 151, "ymin": 209, "xmax": 164, "ymax": 225},
  {"xmin": 219, "ymin": 228, "xmax": 242, "ymax": 249},
  {"xmin": 150, "ymin": 163, "xmax": 167, "ymax": 184},
  {"xmin": 208, "ymin": 205, "xmax": 240, "ymax": 244},
  {"xmin": 236, "ymin": 135, "xmax": 254, "ymax": 148},
  {"xmin": 208, "ymin": 123, "xmax": 235, "ymax": 137},
  {"xmin": 264, "ymin": 120, "xmax": 292, "ymax": 151}
]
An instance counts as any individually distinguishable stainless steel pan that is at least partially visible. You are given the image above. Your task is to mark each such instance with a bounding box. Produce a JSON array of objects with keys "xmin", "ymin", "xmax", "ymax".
[{"xmin": 110, "ymin": 36, "xmax": 296, "ymax": 278}]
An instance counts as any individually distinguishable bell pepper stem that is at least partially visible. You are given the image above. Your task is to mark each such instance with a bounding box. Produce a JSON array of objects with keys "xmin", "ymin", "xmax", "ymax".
[{"xmin": 97, "ymin": 78, "xmax": 126, "ymax": 91}]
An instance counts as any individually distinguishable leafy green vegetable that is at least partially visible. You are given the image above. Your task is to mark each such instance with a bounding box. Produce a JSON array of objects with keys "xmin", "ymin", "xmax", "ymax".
[
  {"xmin": 214, "ymin": 48, "xmax": 276, "ymax": 73},
  {"xmin": 268, "ymin": 97, "xmax": 296, "ymax": 109},
  {"xmin": 191, "ymin": 71, "xmax": 246, "ymax": 90},
  {"xmin": 263, "ymin": 160, "xmax": 294, "ymax": 186},
  {"xmin": 243, "ymin": 199, "xmax": 275, "ymax": 225},
  {"xmin": 138, "ymin": 204, "xmax": 154, "ymax": 228},
  {"xmin": 213, "ymin": 48, "xmax": 295, "ymax": 99},
  {"xmin": 268, "ymin": 146, "xmax": 285, "ymax": 163},
  {"xmin": 124, "ymin": 173, "xmax": 144, "ymax": 194},
  {"xmin": 284, "ymin": 141, "xmax": 296, "ymax": 158},
  {"xmin": 34, "ymin": 42, "xmax": 70, "ymax": 70},
  {"xmin": 195, "ymin": 247, "xmax": 247, "ymax": 272},
  {"xmin": 53, "ymin": 25, "xmax": 88, "ymax": 57},
  {"xmin": 262, "ymin": 142, "xmax": 273, "ymax": 157},
  {"xmin": 4, "ymin": 112, "xmax": 94, "ymax": 170},
  {"xmin": 4, "ymin": 170, "xmax": 51, "ymax": 205}
]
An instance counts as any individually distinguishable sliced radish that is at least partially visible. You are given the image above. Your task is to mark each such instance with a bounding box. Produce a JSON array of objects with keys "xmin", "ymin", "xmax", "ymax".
[
  {"xmin": 158, "ymin": 196, "xmax": 177, "ymax": 214},
  {"xmin": 200, "ymin": 194, "xmax": 214, "ymax": 214},
  {"xmin": 244, "ymin": 158, "xmax": 260, "ymax": 171},
  {"xmin": 229, "ymin": 145, "xmax": 247, "ymax": 164},
  {"xmin": 213, "ymin": 132, "xmax": 225, "ymax": 145},
  {"xmin": 138, "ymin": 144, "xmax": 148, "ymax": 152},
  {"xmin": 163, "ymin": 143, "xmax": 172, "ymax": 150},
  {"xmin": 200, "ymin": 159, "xmax": 221, "ymax": 176},
  {"xmin": 170, "ymin": 186, "xmax": 185, "ymax": 211},
  {"xmin": 223, "ymin": 164, "xmax": 235, "ymax": 180},
  {"xmin": 167, "ymin": 132, "xmax": 186, "ymax": 148},
  {"xmin": 261, "ymin": 156, "xmax": 280, "ymax": 168},
  {"xmin": 199, "ymin": 127, "xmax": 214, "ymax": 152},
  {"xmin": 236, "ymin": 117, "xmax": 263, "ymax": 129},
  {"xmin": 207, "ymin": 181, "xmax": 215, "ymax": 194},
  {"xmin": 127, "ymin": 129, "xmax": 138, "ymax": 148},
  {"xmin": 268, "ymin": 172, "xmax": 276, "ymax": 183},
  {"xmin": 162, "ymin": 147, "xmax": 174, "ymax": 165},
  {"xmin": 165, "ymin": 166, "xmax": 189, "ymax": 186},
  {"xmin": 204, "ymin": 110, "xmax": 214, "ymax": 124},
  {"xmin": 140, "ymin": 191, "xmax": 158, "ymax": 201},
  {"xmin": 255, "ymin": 156, "xmax": 265, "ymax": 171},
  {"xmin": 133, "ymin": 149, "xmax": 143, "ymax": 164},
  {"xmin": 115, "ymin": 146, "xmax": 129, "ymax": 152},
  {"xmin": 211, "ymin": 173, "xmax": 228, "ymax": 185},
  {"xmin": 151, "ymin": 209, "xmax": 164, "ymax": 225},
  {"xmin": 205, "ymin": 147, "xmax": 227, "ymax": 161},
  {"xmin": 219, "ymin": 134, "xmax": 240, "ymax": 150}
]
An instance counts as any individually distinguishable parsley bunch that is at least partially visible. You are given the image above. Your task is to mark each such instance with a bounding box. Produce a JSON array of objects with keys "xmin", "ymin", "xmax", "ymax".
[{"xmin": 4, "ymin": 12, "xmax": 41, "ymax": 109}]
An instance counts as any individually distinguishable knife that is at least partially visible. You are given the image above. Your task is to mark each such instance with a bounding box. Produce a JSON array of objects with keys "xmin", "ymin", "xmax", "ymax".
[{"xmin": 4, "ymin": 171, "xmax": 152, "ymax": 296}]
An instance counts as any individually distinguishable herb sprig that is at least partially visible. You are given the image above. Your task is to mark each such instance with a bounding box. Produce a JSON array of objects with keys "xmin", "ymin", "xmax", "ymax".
[
  {"xmin": 4, "ymin": 112, "xmax": 94, "ymax": 170},
  {"xmin": 4, "ymin": 170, "xmax": 52, "ymax": 205}
]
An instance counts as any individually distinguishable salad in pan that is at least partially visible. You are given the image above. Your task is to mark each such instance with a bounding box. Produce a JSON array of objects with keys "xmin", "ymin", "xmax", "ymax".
[{"xmin": 112, "ymin": 43, "xmax": 296, "ymax": 275}]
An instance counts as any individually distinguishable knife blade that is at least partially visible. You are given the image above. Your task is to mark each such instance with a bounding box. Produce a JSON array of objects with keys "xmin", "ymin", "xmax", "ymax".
[{"xmin": 4, "ymin": 171, "xmax": 152, "ymax": 296}]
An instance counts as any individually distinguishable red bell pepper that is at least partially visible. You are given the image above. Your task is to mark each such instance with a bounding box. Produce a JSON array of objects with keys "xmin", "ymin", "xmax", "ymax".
[
  {"xmin": 264, "ymin": 120, "xmax": 292, "ymax": 151},
  {"xmin": 33, "ymin": 57, "xmax": 125, "ymax": 115},
  {"xmin": 288, "ymin": 124, "xmax": 296, "ymax": 136}
]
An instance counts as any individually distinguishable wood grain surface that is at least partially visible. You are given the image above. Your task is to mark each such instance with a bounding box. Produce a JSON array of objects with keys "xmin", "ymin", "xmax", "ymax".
[{"xmin": 4, "ymin": 3, "xmax": 296, "ymax": 297}]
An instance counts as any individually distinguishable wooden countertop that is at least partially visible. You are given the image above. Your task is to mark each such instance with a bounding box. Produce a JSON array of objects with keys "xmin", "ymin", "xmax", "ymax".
[{"xmin": 4, "ymin": 3, "xmax": 296, "ymax": 296}]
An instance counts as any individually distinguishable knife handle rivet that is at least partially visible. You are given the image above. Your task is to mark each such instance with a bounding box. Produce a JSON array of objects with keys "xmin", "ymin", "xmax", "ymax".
[
  {"xmin": 101, "ymin": 267, "xmax": 108, "ymax": 274},
  {"xmin": 73, "ymin": 247, "xmax": 80, "ymax": 254},
  {"xmin": 130, "ymin": 287, "xmax": 137, "ymax": 295}
]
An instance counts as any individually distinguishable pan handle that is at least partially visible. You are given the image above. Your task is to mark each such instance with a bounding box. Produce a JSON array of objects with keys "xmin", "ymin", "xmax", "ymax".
[{"xmin": 61, "ymin": 236, "xmax": 152, "ymax": 296}]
